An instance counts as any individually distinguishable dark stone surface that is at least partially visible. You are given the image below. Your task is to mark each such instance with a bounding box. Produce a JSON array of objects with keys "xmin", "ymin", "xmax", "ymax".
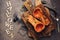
[{"xmin": 0, "ymin": 0, "xmax": 60, "ymax": 40}]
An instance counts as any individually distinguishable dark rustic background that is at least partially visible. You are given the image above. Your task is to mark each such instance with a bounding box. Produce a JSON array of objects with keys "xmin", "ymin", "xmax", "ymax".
[{"xmin": 0, "ymin": 0, "xmax": 60, "ymax": 40}]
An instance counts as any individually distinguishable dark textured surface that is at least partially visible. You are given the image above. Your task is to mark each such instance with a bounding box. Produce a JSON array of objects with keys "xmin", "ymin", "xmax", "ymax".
[{"xmin": 0, "ymin": 0, "xmax": 60, "ymax": 40}]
